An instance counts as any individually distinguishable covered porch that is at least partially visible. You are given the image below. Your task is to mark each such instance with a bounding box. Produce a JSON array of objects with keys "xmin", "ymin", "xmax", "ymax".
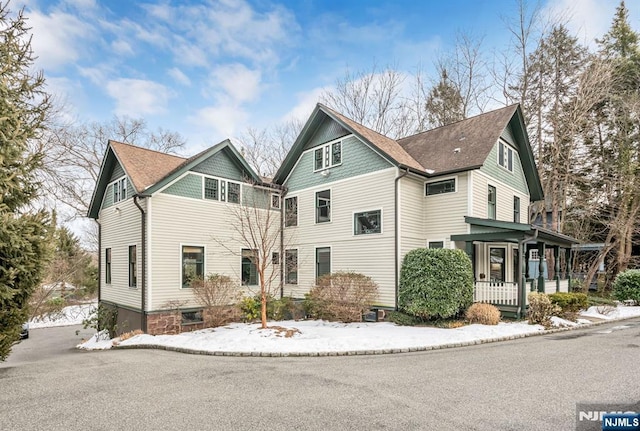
[{"xmin": 451, "ymin": 217, "xmax": 579, "ymax": 318}]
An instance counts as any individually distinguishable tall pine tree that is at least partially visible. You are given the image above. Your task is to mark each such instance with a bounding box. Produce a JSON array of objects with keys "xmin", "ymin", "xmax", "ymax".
[{"xmin": 0, "ymin": 2, "xmax": 52, "ymax": 360}]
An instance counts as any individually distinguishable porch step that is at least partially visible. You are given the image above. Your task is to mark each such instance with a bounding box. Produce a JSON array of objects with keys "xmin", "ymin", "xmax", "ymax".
[{"xmin": 496, "ymin": 304, "xmax": 522, "ymax": 319}]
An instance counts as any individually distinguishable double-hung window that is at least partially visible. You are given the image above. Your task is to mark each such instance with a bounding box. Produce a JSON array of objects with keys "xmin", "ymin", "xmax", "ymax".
[
  {"xmin": 488, "ymin": 185, "xmax": 497, "ymax": 220},
  {"xmin": 285, "ymin": 250, "xmax": 298, "ymax": 284},
  {"xmin": 498, "ymin": 141, "xmax": 514, "ymax": 172},
  {"xmin": 204, "ymin": 178, "xmax": 219, "ymax": 200},
  {"xmin": 241, "ymin": 249, "xmax": 258, "ymax": 285},
  {"xmin": 113, "ymin": 178, "xmax": 127, "ymax": 203},
  {"xmin": 227, "ymin": 182, "xmax": 240, "ymax": 204},
  {"xmin": 285, "ymin": 197, "xmax": 298, "ymax": 227},
  {"xmin": 128, "ymin": 245, "xmax": 137, "ymax": 288},
  {"xmin": 314, "ymin": 140, "xmax": 342, "ymax": 171},
  {"xmin": 316, "ymin": 190, "xmax": 330, "ymax": 223},
  {"xmin": 316, "ymin": 247, "xmax": 331, "ymax": 279},
  {"xmin": 105, "ymin": 248, "xmax": 112, "ymax": 284},
  {"xmin": 182, "ymin": 246, "xmax": 204, "ymax": 288}
]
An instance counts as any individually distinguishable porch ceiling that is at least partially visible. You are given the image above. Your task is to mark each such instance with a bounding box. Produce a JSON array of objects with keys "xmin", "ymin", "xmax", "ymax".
[{"xmin": 451, "ymin": 217, "xmax": 579, "ymax": 247}]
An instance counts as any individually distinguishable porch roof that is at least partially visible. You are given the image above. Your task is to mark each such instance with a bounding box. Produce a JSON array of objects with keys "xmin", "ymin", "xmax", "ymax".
[{"xmin": 451, "ymin": 217, "xmax": 579, "ymax": 248}]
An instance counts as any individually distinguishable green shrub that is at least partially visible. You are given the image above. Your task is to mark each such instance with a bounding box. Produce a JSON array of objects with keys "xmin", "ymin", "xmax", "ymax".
[
  {"xmin": 82, "ymin": 303, "xmax": 118, "ymax": 338},
  {"xmin": 527, "ymin": 293, "xmax": 560, "ymax": 328},
  {"xmin": 587, "ymin": 295, "xmax": 617, "ymax": 307},
  {"xmin": 465, "ymin": 303, "xmax": 500, "ymax": 325},
  {"xmin": 549, "ymin": 292, "xmax": 588, "ymax": 312},
  {"xmin": 304, "ymin": 271, "xmax": 378, "ymax": 322},
  {"xmin": 387, "ymin": 311, "xmax": 423, "ymax": 326},
  {"xmin": 398, "ymin": 248, "xmax": 473, "ymax": 320},
  {"xmin": 612, "ymin": 269, "xmax": 640, "ymax": 305}
]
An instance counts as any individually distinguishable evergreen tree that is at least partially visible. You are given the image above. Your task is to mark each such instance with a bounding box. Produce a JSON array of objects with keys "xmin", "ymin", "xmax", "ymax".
[
  {"xmin": 424, "ymin": 69, "xmax": 465, "ymax": 127},
  {"xmin": 0, "ymin": 3, "xmax": 52, "ymax": 360}
]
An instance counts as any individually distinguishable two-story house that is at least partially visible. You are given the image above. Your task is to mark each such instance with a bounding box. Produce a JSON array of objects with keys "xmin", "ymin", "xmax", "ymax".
[{"xmin": 88, "ymin": 103, "xmax": 577, "ymax": 334}]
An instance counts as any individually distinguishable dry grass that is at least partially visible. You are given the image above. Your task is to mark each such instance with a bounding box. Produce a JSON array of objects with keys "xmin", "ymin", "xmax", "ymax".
[
  {"xmin": 119, "ymin": 329, "xmax": 144, "ymax": 341},
  {"xmin": 266, "ymin": 326, "xmax": 301, "ymax": 338},
  {"xmin": 465, "ymin": 303, "xmax": 501, "ymax": 325}
]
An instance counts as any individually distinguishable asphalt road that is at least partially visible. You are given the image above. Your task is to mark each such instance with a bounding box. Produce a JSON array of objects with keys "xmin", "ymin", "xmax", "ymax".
[{"xmin": 1, "ymin": 319, "xmax": 639, "ymax": 431}]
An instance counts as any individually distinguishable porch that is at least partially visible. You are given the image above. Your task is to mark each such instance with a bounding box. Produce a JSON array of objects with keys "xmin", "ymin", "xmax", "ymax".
[{"xmin": 452, "ymin": 217, "xmax": 579, "ymax": 318}]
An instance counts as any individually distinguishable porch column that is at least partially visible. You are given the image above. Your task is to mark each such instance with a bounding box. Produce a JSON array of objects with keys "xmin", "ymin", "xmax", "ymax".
[
  {"xmin": 465, "ymin": 241, "xmax": 475, "ymax": 278},
  {"xmin": 518, "ymin": 241, "xmax": 526, "ymax": 319},
  {"xmin": 567, "ymin": 248, "xmax": 573, "ymax": 290},
  {"xmin": 553, "ymin": 246, "xmax": 560, "ymax": 292},
  {"xmin": 537, "ymin": 242, "xmax": 546, "ymax": 293}
]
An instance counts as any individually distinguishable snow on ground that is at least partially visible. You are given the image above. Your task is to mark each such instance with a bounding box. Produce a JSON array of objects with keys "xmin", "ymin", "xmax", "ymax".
[
  {"xmin": 72, "ymin": 305, "xmax": 640, "ymax": 354},
  {"xmin": 29, "ymin": 302, "xmax": 96, "ymax": 329}
]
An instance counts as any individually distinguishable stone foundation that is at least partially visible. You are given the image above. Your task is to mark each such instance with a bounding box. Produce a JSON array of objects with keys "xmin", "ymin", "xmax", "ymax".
[{"xmin": 146, "ymin": 306, "xmax": 241, "ymax": 335}]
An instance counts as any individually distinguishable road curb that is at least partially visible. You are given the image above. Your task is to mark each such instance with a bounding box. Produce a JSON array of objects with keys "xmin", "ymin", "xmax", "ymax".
[{"xmin": 112, "ymin": 313, "xmax": 639, "ymax": 357}]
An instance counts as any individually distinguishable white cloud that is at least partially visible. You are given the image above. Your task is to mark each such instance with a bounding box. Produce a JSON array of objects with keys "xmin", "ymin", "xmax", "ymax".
[
  {"xmin": 281, "ymin": 87, "xmax": 326, "ymax": 123},
  {"xmin": 106, "ymin": 79, "xmax": 173, "ymax": 117},
  {"xmin": 210, "ymin": 63, "xmax": 262, "ymax": 104},
  {"xmin": 543, "ymin": 0, "xmax": 639, "ymax": 47},
  {"xmin": 28, "ymin": 10, "xmax": 93, "ymax": 70},
  {"xmin": 191, "ymin": 104, "xmax": 249, "ymax": 138},
  {"xmin": 111, "ymin": 39, "xmax": 134, "ymax": 56},
  {"xmin": 168, "ymin": 67, "xmax": 191, "ymax": 86}
]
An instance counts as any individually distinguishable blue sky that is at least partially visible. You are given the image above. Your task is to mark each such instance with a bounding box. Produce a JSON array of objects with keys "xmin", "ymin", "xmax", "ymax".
[{"xmin": 18, "ymin": 0, "xmax": 640, "ymax": 155}]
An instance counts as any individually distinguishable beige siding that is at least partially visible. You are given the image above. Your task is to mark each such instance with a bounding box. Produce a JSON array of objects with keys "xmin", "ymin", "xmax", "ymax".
[
  {"xmin": 283, "ymin": 168, "xmax": 397, "ymax": 307},
  {"xmin": 399, "ymin": 175, "xmax": 426, "ymax": 257},
  {"xmin": 471, "ymin": 170, "xmax": 529, "ymax": 223},
  {"xmin": 148, "ymin": 192, "xmax": 280, "ymax": 311},
  {"xmin": 99, "ymin": 198, "xmax": 143, "ymax": 309},
  {"xmin": 423, "ymin": 172, "xmax": 469, "ymax": 247}
]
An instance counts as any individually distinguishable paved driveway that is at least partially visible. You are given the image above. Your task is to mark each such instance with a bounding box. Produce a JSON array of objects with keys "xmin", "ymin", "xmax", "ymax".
[{"xmin": 1, "ymin": 319, "xmax": 639, "ymax": 431}]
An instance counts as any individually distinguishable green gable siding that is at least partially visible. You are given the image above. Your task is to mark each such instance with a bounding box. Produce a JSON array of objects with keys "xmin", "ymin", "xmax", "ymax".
[
  {"xmin": 501, "ymin": 124, "xmax": 516, "ymax": 146},
  {"xmin": 480, "ymin": 140, "xmax": 529, "ymax": 196},
  {"xmin": 102, "ymin": 178, "xmax": 133, "ymax": 210},
  {"xmin": 191, "ymin": 149, "xmax": 245, "ymax": 181},
  {"xmin": 286, "ymin": 136, "xmax": 392, "ymax": 192},
  {"xmin": 242, "ymin": 184, "xmax": 271, "ymax": 208},
  {"xmin": 161, "ymin": 173, "xmax": 202, "ymax": 199},
  {"xmin": 303, "ymin": 117, "xmax": 349, "ymax": 151},
  {"xmin": 109, "ymin": 162, "xmax": 125, "ymax": 182}
]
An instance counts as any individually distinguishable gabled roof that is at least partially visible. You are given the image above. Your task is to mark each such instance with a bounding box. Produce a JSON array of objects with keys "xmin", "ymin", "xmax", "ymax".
[
  {"xmin": 273, "ymin": 104, "xmax": 423, "ymax": 183},
  {"xmin": 397, "ymin": 104, "xmax": 519, "ymax": 175},
  {"xmin": 87, "ymin": 139, "xmax": 262, "ymax": 219},
  {"xmin": 110, "ymin": 141, "xmax": 186, "ymax": 193}
]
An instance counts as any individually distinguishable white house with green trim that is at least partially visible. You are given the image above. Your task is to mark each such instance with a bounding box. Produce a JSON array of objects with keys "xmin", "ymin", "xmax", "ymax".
[{"xmin": 88, "ymin": 103, "xmax": 577, "ymax": 334}]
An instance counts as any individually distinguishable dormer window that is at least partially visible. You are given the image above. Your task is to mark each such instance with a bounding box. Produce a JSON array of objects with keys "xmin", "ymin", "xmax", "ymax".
[
  {"xmin": 498, "ymin": 141, "xmax": 514, "ymax": 172},
  {"xmin": 314, "ymin": 140, "xmax": 342, "ymax": 171}
]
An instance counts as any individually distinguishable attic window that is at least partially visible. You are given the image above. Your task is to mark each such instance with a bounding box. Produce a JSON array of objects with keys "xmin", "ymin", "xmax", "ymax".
[
  {"xmin": 113, "ymin": 178, "xmax": 127, "ymax": 203},
  {"xmin": 498, "ymin": 141, "xmax": 514, "ymax": 172},
  {"xmin": 425, "ymin": 178, "xmax": 456, "ymax": 196},
  {"xmin": 314, "ymin": 140, "xmax": 342, "ymax": 171}
]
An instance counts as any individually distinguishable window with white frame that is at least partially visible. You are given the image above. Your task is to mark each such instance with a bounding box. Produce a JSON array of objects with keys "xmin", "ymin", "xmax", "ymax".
[
  {"xmin": 316, "ymin": 247, "xmax": 331, "ymax": 279},
  {"xmin": 314, "ymin": 140, "xmax": 342, "ymax": 171},
  {"xmin": 227, "ymin": 182, "xmax": 240, "ymax": 204},
  {"xmin": 128, "ymin": 245, "xmax": 137, "ymax": 288},
  {"xmin": 182, "ymin": 246, "xmax": 204, "ymax": 288},
  {"xmin": 529, "ymin": 249, "xmax": 540, "ymax": 260},
  {"xmin": 204, "ymin": 178, "xmax": 218, "ymax": 200},
  {"xmin": 428, "ymin": 241, "xmax": 444, "ymax": 249},
  {"xmin": 285, "ymin": 249, "xmax": 298, "ymax": 284},
  {"xmin": 354, "ymin": 210, "xmax": 381, "ymax": 235},
  {"xmin": 488, "ymin": 185, "xmax": 496, "ymax": 219},
  {"xmin": 498, "ymin": 141, "xmax": 514, "ymax": 172},
  {"xmin": 285, "ymin": 196, "xmax": 298, "ymax": 227},
  {"xmin": 271, "ymin": 194, "xmax": 281, "ymax": 209},
  {"xmin": 112, "ymin": 178, "xmax": 127, "ymax": 203},
  {"xmin": 316, "ymin": 190, "xmax": 331, "ymax": 223},
  {"xmin": 425, "ymin": 178, "xmax": 456, "ymax": 196},
  {"xmin": 241, "ymin": 249, "xmax": 258, "ymax": 285},
  {"xmin": 514, "ymin": 196, "xmax": 520, "ymax": 223},
  {"xmin": 105, "ymin": 248, "xmax": 112, "ymax": 284}
]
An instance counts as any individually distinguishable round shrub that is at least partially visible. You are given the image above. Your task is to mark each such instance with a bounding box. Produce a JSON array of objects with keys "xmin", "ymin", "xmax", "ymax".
[
  {"xmin": 305, "ymin": 271, "xmax": 378, "ymax": 322},
  {"xmin": 548, "ymin": 292, "xmax": 588, "ymax": 312},
  {"xmin": 465, "ymin": 303, "xmax": 500, "ymax": 325},
  {"xmin": 613, "ymin": 269, "xmax": 640, "ymax": 305},
  {"xmin": 398, "ymin": 248, "xmax": 473, "ymax": 320},
  {"xmin": 527, "ymin": 292, "xmax": 560, "ymax": 328}
]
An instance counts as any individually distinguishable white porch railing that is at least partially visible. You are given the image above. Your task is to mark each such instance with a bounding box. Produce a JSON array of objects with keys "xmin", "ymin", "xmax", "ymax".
[
  {"xmin": 473, "ymin": 281, "xmax": 519, "ymax": 306},
  {"xmin": 558, "ymin": 279, "xmax": 570, "ymax": 293}
]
